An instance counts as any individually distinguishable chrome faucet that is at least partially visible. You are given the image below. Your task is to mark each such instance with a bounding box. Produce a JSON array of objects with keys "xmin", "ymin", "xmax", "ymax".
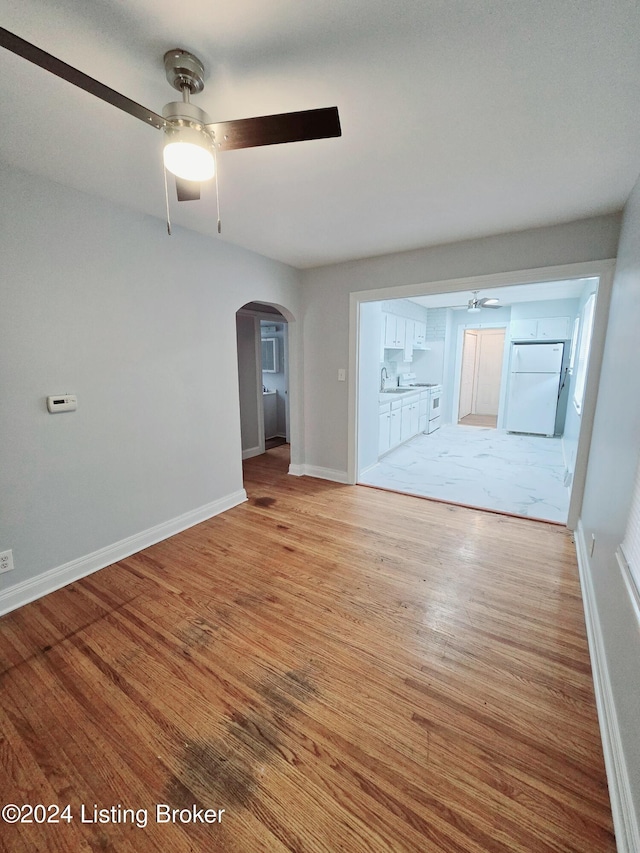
[{"xmin": 380, "ymin": 366, "xmax": 389, "ymax": 391}]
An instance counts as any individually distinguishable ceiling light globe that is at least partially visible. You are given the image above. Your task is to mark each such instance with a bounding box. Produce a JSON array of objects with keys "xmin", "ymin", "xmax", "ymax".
[
  {"xmin": 163, "ymin": 125, "xmax": 215, "ymax": 182},
  {"xmin": 467, "ymin": 306, "xmax": 481, "ymax": 313}
]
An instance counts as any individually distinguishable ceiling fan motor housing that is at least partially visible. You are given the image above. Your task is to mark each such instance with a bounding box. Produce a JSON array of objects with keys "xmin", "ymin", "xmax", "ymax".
[{"xmin": 164, "ymin": 49, "xmax": 205, "ymax": 95}]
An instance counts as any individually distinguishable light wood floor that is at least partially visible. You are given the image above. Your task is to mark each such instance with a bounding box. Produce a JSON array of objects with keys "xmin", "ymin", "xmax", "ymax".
[
  {"xmin": 458, "ymin": 413, "xmax": 498, "ymax": 428},
  {"xmin": 0, "ymin": 446, "xmax": 614, "ymax": 852}
]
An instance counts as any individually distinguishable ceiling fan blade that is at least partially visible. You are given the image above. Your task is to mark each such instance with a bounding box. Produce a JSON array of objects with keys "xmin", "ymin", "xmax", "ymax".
[
  {"xmin": 206, "ymin": 106, "xmax": 341, "ymax": 152},
  {"xmin": 0, "ymin": 27, "xmax": 166, "ymax": 130},
  {"xmin": 175, "ymin": 177, "xmax": 201, "ymax": 202},
  {"xmin": 478, "ymin": 299, "xmax": 501, "ymax": 309}
]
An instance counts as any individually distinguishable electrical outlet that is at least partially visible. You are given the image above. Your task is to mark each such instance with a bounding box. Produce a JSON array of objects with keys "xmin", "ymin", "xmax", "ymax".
[{"xmin": 0, "ymin": 550, "xmax": 14, "ymax": 574}]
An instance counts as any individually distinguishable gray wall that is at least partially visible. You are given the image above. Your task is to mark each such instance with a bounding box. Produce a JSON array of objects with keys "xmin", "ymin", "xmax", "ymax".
[
  {"xmin": 237, "ymin": 314, "xmax": 260, "ymax": 454},
  {"xmin": 579, "ymin": 175, "xmax": 640, "ymax": 823},
  {"xmin": 0, "ymin": 164, "xmax": 300, "ymax": 595},
  {"xmin": 301, "ymin": 214, "xmax": 622, "ymax": 475}
]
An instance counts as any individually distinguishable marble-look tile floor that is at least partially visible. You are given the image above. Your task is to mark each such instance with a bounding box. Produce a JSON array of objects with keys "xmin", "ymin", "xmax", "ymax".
[{"xmin": 360, "ymin": 425, "xmax": 569, "ymax": 523}]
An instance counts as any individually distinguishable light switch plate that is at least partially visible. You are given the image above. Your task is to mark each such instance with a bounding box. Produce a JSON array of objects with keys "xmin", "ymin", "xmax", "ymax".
[{"xmin": 338, "ymin": 369, "xmax": 346, "ymax": 381}]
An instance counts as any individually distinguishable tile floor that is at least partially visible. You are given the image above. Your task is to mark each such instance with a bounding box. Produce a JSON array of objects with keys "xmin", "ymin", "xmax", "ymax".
[{"xmin": 359, "ymin": 424, "xmax": 569, "ymax": 523}]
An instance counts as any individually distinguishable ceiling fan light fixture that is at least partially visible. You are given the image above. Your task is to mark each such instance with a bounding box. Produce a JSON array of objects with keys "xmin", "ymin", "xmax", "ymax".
[
  {"xmin": 467, "ymin": 306, "xmax": 482, "ymax": 313},
  {"xmin": 163, "ymin": 123, "xmax": 215, "ymax": 182}
]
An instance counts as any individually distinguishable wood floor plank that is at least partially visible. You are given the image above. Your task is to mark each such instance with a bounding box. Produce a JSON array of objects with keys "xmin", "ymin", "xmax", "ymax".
[{"xmin": 0, "ymin": 445, "xmax": 615, "ymax": 851}]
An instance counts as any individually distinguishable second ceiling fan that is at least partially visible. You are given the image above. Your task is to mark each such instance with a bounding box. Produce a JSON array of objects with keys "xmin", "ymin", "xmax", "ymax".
[{"xmin": 0, "ymin": 27, "xmax": 341, "ymax": 214}]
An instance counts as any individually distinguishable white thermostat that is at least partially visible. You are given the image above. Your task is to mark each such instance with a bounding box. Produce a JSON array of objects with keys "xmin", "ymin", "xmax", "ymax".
[{"xmin": 47, "ymin": 394, "xmax": 77, "ymax": 413}]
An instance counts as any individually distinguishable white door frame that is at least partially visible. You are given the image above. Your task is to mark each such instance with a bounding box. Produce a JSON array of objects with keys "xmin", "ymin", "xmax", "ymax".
[
  {"xmin": 452, "ymin": 323, "xmax": 508, "ymax": 426},
  {"xmin": 348, "ymin": 259, "xmax": 615, "ymax": 530}
]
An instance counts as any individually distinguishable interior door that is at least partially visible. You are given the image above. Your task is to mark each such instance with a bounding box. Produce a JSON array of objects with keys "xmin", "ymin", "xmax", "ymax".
[
  {"xmin": 474, "ymin": 330, "xmax": 505, "ymax": 415},
  {"xmin": 459, "ymin": 331, "xmax": 477, "ymax": 419}
]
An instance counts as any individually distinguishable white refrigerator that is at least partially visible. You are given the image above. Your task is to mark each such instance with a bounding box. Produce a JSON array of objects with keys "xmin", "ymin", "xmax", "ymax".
[{"xmin": 506, "ymin": 343, "xmax": 564, "ymax": 436}]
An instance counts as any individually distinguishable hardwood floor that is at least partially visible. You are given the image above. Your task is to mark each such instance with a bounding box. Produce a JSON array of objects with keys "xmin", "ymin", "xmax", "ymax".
[
  {"xmin": 0, "ymin": 446, "xmax": 614, "ymax": 852},
  {"xmin": 457, "ymin": 413, "xmax": 498, "ymax": 428}
]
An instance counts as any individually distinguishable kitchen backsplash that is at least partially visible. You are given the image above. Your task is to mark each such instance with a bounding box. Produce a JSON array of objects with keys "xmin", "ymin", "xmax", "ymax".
[{"xmin": 426, "ymin": 308, "xmax": 446, "ymax": 342}]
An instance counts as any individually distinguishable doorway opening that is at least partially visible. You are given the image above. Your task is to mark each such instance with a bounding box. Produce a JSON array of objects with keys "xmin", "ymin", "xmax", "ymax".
[
  {"xmin": 353, "ymin": 266, "xmax": 612, "ymax": 527},
  {"xmin": 236, "ymin": 302, "xmax": 290, "ymax": 467},
  {"xmin": 457, "ymin": 328, "xmax": 505, "ymax": 428}
]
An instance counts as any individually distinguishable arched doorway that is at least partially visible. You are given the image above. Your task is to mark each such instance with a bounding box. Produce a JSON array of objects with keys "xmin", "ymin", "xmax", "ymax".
[{"xmin": 236, "ymin": 301, "xmax": 291, "ymax": 465}]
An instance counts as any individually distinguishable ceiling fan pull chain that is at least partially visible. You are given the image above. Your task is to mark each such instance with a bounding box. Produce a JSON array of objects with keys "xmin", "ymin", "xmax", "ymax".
[
  {"xmin": 213, "ymin": 144, "xmax": 221, "ymax": 233},
  {"xmin": 163, "ymin": 166, "xmax": 172, "ymax": 236}
]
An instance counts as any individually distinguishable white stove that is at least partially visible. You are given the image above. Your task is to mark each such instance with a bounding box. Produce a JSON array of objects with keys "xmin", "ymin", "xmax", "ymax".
[{"xmin": 397, "ymin": 374, "xmax": 442, "ymax": 433}]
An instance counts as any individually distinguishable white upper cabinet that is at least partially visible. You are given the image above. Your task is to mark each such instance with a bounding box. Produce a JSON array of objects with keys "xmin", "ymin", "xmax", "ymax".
[
  {"xmin": 382, "ymin": 314, "xmax": 429, "ymax": 355},
  {"xmin": 383, "ymin": 313, "xmax": 406, "ymax": 348},
  {"xmin": 413, "ymin": 320, "xmax": 427, "ymax": 349},
  {"xmin": 510, "ymin": 317, "xmax": 570, "ymax": 341}
]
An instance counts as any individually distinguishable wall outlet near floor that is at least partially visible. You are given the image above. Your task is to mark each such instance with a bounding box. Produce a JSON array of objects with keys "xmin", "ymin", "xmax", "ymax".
[{"xmin": 0, "ymin": 549, "xmax": 14, "ymax": 573}]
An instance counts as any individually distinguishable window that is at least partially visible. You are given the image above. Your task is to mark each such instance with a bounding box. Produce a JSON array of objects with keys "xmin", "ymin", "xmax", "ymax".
[{"xmin": 573, "ymin": 293, "xmax": 595, "ymax": 415}]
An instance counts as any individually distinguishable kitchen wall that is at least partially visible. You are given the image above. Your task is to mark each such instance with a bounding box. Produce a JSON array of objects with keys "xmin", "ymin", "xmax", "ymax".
[
  {"xmin": 301, "ymin": 214, "xmax": 621, "ymax": 479},
  {"xmin": 0, "ymin": 163, "xmax": 300, "ymax": 611}
]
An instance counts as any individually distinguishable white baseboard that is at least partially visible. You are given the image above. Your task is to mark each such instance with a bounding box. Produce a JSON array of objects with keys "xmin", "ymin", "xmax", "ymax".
[
  {"xmin": 242, "ymin": 445, "xmax": 263, "ymax": 460},
  {"xmin": 0, "ymin": 489, "xmax": 248, "ymax": 617},
  {"xmin": 288, "ymin": 464, "xmax": 350, "ymax": 484},
  {"xmin": 359, "ymin": 462, "xmax": 378, "ymax": 477},
  {"xmin": 575, "ymin": 521, "xmax": 640, "ymax": 853}
]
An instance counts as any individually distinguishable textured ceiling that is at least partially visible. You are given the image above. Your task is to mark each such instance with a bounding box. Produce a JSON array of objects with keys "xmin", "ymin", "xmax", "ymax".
[{"xmin": 1, "ymin": 1, "xmax": 640, "ymax": 268}]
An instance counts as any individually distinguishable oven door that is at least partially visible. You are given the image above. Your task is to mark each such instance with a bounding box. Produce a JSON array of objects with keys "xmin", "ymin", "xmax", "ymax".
[{"xmin": 429, "ymin": 390, "xmax": 441, "ymax": 418}]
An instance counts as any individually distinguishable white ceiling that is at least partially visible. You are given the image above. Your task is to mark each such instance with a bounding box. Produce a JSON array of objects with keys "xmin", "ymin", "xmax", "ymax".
[
  {"xmin": 2, "ymin": 1, "xmax": 640, "ymax": 268},
  {"xmin": 408, "ymin": 277, "xmax": 598, "ymax": 309}
]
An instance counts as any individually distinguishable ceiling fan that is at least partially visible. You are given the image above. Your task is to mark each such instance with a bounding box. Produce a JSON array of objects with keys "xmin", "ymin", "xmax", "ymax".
[
  {"xmin": 463, "ymin": 291, "xmax": 501, "ymax": 313},
  {"xmin": 0, "ymin": 27, "xmax": 341, "ymax": 228}
]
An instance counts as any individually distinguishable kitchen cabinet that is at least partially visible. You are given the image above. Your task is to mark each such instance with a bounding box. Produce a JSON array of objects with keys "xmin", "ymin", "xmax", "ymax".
[
  {"xmin": 418, "ymin": 391, "xmax": 429, "ymax": 433},
  {"xmin": 378, "ymin": 399, "xmax": 405, "ymax": 454},
  {"xmin": 403, "ymin": 320, "xmax": 413, "ymax": 362},
  {"xmin": 383, "ymin": 314, "xmax": 406, "ymax": 348},
  {"xmin": 413, "ymin": 321, "xmax": 427, "ymax": 349},
  {"xmin": 510, "ymin": 317, "xmax": 570, "ymax": 341},
  {"xmin": 389, "ymin": 404, "xmax": 401, "ymax": 447},
  {"xmin": 382, "ymin": 314, "xmax": 430, "ymax": 358},
  {"xmin": 400, "ymin": 393, "xmax": 420, "ymax": 442},
  {"xmin": 378, "ymin": 408, "xmax": 391, "ymax": 455}
]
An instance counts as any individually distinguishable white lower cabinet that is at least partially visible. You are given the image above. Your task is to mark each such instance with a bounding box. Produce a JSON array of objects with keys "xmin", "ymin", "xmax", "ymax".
[
  {"xmin": 379, "ymin": 394, "xmax": 422, "ymax": 456},
  {"xmin": 378, "ymin": 400, "xmax": 403, "ymax": 454},
  {"xmin": 401, "ymin": 395, "xmax": 419, "ymax": 441},
  {"xmin": 378, "ymin": 408, "xmax": 391, "ymax": 454},
  {"xmin": 389, "ymin": 406, "xmax": 402, "ymax": 447}
]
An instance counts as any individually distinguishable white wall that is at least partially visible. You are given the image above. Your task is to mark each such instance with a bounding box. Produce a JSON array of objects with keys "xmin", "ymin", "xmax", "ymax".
[
  {"xmin": 578, "ymin": 175, "xmax": 640, "ymax": 836},
  {"xmin": 301, "ymin": 214, "xmax": 622, "ymax": 476},
  {"xmin": 0, "ymin": 164, "xmax": 300, "ymax": 607}
]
